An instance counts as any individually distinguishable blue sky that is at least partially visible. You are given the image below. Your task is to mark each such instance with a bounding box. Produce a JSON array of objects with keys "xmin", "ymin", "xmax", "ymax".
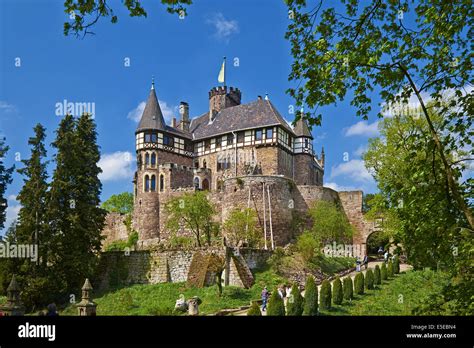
[{"xmin": 0, "ymin": 0, "xmax": 384, "ymax": 234}]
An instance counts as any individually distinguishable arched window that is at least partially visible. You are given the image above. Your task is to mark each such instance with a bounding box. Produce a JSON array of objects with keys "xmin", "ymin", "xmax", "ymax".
[
  {"xmin": 159, "ymin": 174, "xmax": 164, "ymax": 192},
  {"xmin": 194, "ymin": 177, "xmax": 200, "ymax": 190},
  {"xmin": 203, "ymin": 160, "xmax": 207, "ymax": 169},
  {"xmin": 145, "ymin": 153, "xmax": 150, "ymax": 166},
  {"xmin": 151, "ymin": 153, "xmax": 156, "ymax": 166},
  {"xmin": 144, "ymin": 175, "xmax": 150, "ymax": 192},
  {"xmin": 151, "ymin": 175, "xmax": 156, "ymax": 191}
]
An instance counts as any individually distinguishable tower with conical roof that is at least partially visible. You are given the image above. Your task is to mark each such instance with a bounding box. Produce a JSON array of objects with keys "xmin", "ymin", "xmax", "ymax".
[
  {"xmin": 293, "ymin": 117, "xmax": 324, "ymax": 185},
  {"xmin": 132, "ymin": 79, "xmax": 194, "ymax": 241}
]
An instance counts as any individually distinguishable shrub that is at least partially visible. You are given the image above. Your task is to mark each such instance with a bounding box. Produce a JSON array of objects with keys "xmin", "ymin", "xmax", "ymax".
[
  {"xmin": 374, "ymin": 265, "xmax": 381, "ymax": 285},
  {"xmin": 286, "ymin": 284, "xmax": 304, "ymax": 316},
  {"xmin": 354, "ymin": 273, "xmax": 364, "ymax": 295},
  {"xmin": 247, "ymin": 301, "xmax": 262, "ymax": 316},
  {"xmin": 387, "ymin": 260, "xmax": 394, "ymax": 278},
  {"xmin": 365, "ymin": 269, "xmax": 374, "ymax": 290},
  {"xmin": 393, "ymin": 256, "xmax": 400, "ymax": 274},
  {"xmin": 296, "ymin": 231, "xmax": 319, "ymax": 262},
  {"xmin": 267, "ymin": 289, "xmax": 286, "ymax": 316},
  {"xmin": 332, "ymin": 276, "xmax": 343, "ymax": 305},
  {"xmin": 343, "ymin": 277, "xmax": 353, "ymax": 302},
  {"xmin": 381, "ymin": 263, "xmax": 388, "ymax": 280},
  {"xmin": 302, "ymin": 276, "xmax": 318, "ymax": 316},
  {"xmin": 319, "ymin": 280, "xmax": 332, "ymax": 311}
]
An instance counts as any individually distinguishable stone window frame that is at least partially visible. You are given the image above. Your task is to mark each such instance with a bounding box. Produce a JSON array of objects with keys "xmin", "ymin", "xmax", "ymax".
[
  {"xmin": 144, "ymin": 174, "xmax": 150, "ymax": 192},
  {"xmin": 151, "ymin": 175, "xmax": 156, "ymax": 191},
  {"xmin": 159, "ymin": 174, "xmax": 164, "ymax": 192},
  {"xmin": 151, "ymin": 152, "xmax": 156, "ymax": 167}
]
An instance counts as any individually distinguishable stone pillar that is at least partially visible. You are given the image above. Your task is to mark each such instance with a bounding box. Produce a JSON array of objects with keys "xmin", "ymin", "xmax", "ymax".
[
  {"xmin": 76, "ymin": 278, "xmax": 97, "ymax": 316},
  {"xmin": 187, "ymin": 296, "xmax": 201, "ymax": 316},
  {"xmin": 0, "ymin": 274, "xmax": 25, "ymax": 316}
]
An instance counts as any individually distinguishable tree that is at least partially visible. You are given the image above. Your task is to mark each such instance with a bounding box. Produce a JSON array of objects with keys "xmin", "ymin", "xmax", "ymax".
[
  {"xmin": 381, "ymin": 263, "xmax": 388, "ymax": 281},
  {"xmin": 296, "ymin": 231, "xmax": 319, "ymax": 262},
  {"xmin": 387, "ymin": 260, "xmax": 394, "ymax": 278},
  {"xmin": 332, "ymin": 276, "xmax": 343, "ymax": 305},
  {"xmin": 0, "ymin": 137, "xmax": 14, "ymax": 230},
  {"xmin": 101, "ymin": 192, "xmax": 134, "ymax": 214},
  {"xmin": 343, "ymin": 277, "xmax": 353, "ymax": 302},
  {"xmin": 365, "ymin": 269, "xmax": 374, "ymax": 290},
  {"xmin": 354, "ymin": 273, "xmax": 364, "ymax": 295},
  {"xmin": 247, "ymin": 301, "xmax": 262, "ymax": 316},
  {"xmin": 63, "ymin": 0, "xmax": 192, "ymax": 37},
  {"xmin": 165, "ymin": 191, "xmax": 218, "ymax": 247},
  {"xmin": 393, "ymin": 256, "xmax": 400, "ymax": 274},
  {"xmin": 303, "ymin": 275, "xmax": 318, "ymax": 315},
  {"xmin": 286, "ymin": 284, "xmax": 304, "ymax": 316},
  {"xmin": 267, "ymin": 289, "xmax": 285, "ymax": 316},
  {"xmin": 286, "ymin": 0, "xmax": 473, "ymax": 229},
  {"xmin": 222, "ymin": 208, "xmax": 262, "ymax": 248},
  {"xmin": 319, "ymin": 280, "xmax": 331, "ymax": 311},
  {"xmin": 374, "ymin": 265, "xmax": 381, "ymax": 285}
]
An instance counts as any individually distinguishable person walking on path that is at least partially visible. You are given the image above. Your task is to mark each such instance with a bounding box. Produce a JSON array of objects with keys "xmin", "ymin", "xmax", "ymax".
[
  {"xmin": 261, "ymin": 287, "xmax": 269, "ymax": 312},
  {"xmin": 384, "ymin": 251, "xmax": 389, "ymax": 264},
  {"xmin": 356, "ymin": 256, "xmax": 361, "ymax": 272},
  {"xmin": 363, "ymin": 254, "xmax": 369, "ymax": 270}
]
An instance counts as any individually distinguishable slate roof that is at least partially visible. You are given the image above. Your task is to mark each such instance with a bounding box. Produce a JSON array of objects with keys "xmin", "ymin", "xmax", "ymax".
[
  {"xmin": 293, "ymin": 118, "xmax": 313, "ymax": 138},
  {"xmin": 189, "ymin": 99, "xmax": 295, "ymax": 140},
  {"xmin": 136, "ymin": 87, "xmax": 167, "ymax": 132}
]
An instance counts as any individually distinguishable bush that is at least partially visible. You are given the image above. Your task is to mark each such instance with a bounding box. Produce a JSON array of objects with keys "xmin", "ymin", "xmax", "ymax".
[
  {"xmin": 387, "ymin": 260, "xmax": 394, "ymax": 278},
  {"xmin": 267, "ymin": 289, "xmax": 286, "ymax": 316},
  {"xmin": 365, "ymin": 269, "xmax": 374, "ymax": 290},
  {"xmin": 247, "ymin": 301, "xmax": 262, "ymax": 316},
  {"xmin": 393, "ymin": 256, "xmax": 400, "ymax": 274},
  {"xmin": 286, "ymin": 284, "xmax": 304, "ymax": 316},
  {"xmin": 319, "ymin": 280, "xmax": 332, "ymax": 311},
  {"xmin": 381, "ymin": 263, "xmax": 388, "ymax": 280},
  {"xmin": 343, "ymin": 277, "xmax": 353, "ymax": 302},
  {"xmin": 354, "ymin": 273, "xmax": 364, "ymax": 295},
  {"xmin": 332, "ymin": 276, "xmax": 343, "ymax": 305},
  {"xmin": 303, "ymin": 276, "xmax": 318, "ymax": 316},
  {"xmin": 374, "ymin": 265, "xmax": 381, "ymax": 285},
  {"xmin": 296, "ymin": 231, "xmax": 319, "ymax": 262}
]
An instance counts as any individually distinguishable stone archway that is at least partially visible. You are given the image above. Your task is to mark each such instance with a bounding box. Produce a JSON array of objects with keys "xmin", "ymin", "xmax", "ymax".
[
  {"xmin": 202, "ymin": 178, "xmax": 210, "ymax": 191},
  {"xmin": 365, "ymin": 229, "xmax": 389, "ymax": 257}
]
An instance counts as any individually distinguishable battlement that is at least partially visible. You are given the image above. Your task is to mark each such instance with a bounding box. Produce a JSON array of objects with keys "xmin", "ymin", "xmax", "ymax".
[
  {"xmin": 208, "ymin": 86, "xmax": 241, "ymax": 100},
  {"xmin": 158, "ymin": 163, "xmax": 194, "ymax": 173}
]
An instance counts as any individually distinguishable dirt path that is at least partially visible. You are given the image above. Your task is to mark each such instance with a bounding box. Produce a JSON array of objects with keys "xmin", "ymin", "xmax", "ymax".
[{"xmin": 232, "ymin": 261, "xmax": 412, "ymax": 316}]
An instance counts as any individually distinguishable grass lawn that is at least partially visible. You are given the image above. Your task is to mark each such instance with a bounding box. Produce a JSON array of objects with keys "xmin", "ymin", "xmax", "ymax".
[
  {"xmin": 320, "ymin": 269, "xmax": 450, "ymax": 316},
  {"xmin": 61, "ymin": 267, "xmax": 288, "ymax": 316}
]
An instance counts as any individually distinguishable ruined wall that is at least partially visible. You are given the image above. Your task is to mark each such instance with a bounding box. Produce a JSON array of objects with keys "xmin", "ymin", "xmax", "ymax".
[
  {"xmin": 102, "ymin": 213, "xmax": 129, "ymax": 248},
  {"xmin": 338, "ymin": 191, "xmax": 373, "ymax": 247}
]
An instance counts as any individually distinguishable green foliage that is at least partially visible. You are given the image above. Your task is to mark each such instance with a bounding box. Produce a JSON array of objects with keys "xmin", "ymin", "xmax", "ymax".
[
  {"xmin": 167, "ymin": 235, "xmax": 195, "ymax": 249},
  {"xmin": 381, "ymin": 263, "xmax": 388, "ymax": 281},
  {"xmin": 296, "ymin": 231, "xmax": 319, "ymax": 262},
  {"xmin": 343, "ymin": 277, "xmax": 353, "ymax": 302},
  {"xmin": 319, "ymin": 280, "xmax": 331, "ymax": 311},
  {"xmin": 222, "ymin": 208, "xmax": 262, "ymax": 248},
  {"xmin": 267, "ymin": 288, "xmax": 286, "ymax": 316},
  {"xmin": 268, "ymin": 247, "xmax": 286, "ymax": 273},
  {"xmin": 63, "ymin": 0, "xmax": 192, "ymax": 37},
  {"xmin": 286, "ymin": 284, "xmax": 304, "ymax": 316},
  {"xmin": 374, "ymin": 265, "xmax": 381, "ymax": 285},
  {"xmin": 365, "ymin": 269, "xmax": 375, "ymax": 290},
  {"xmin": 332, "ymin": 276, "xmax": 343, "ymax": 305},
  {"xmin": 105, "ymin": 240, "xmax": 129, "ymax": 252},
  {"xmin": 101, "ymin": 192, "xmax": 134, "ymax": 214},
  {"xmin": 354, "ymin": 273, "xmax": 364, "ymax": 295},
  {"xmin": 247, "ymin": 301, "xmax": 262, "ymax": 316},
  {"xmin": 0, "ymin": 137, "xmax": 14, "ymax": 230},
  {"xmin": 387, "ymin": 260, "xmax": 394, "ymax": 278},
  {"xmin": 165, "ymin": 191, "xmax": 218, "ymax": 247},
  {"xmin": 393, "ymin": 256, "xmax": 400, "ymax": 274},
  {"xmin": 302, "ymin": 276, "xmax": 318, "ymax": 316},
  {"xmin": 308, "ymin": 201, "xmax": 353, "ymax": 247}
]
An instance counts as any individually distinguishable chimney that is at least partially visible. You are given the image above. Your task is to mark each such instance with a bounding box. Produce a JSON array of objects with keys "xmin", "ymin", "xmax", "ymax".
[
  {"xmin": 257, "ymin": 95, "xmax": 262, "ymax": 100},
  {"xmin": 179, "ymin": 102, "xmax": 190, "ymax": 132},
  {"xmin": 172, "ymin": 117, "xmax": 177, "ymax": 128}
]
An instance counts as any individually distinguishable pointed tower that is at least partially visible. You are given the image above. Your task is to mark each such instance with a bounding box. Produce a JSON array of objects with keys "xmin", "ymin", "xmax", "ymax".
[{"xmin": 293, "ymin": 117, "xmax": 324, "ymax": 185}]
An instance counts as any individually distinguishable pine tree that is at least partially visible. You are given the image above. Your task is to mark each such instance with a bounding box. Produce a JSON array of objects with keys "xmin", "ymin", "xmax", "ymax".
[
  {"xmin": 343, "ymin": 277, "xmax": 353, "ymax": 302},
  {"xmin": 354, "ymin": 273, "xmax": 364, "ymax": 295},
  {"xmin": 286, "ymin": 284, "xmax": 304, "ymax": 316},
  {"xmin": 332, "ymin": 276, "xmax": 343, "ymax": 305},
  {"xmin": 387, "ymin": 260, "xmax": 394, "ymax": 278},
  {"xmin": 393, "ymin": 255, "xmax": 400, "ymax": 274},
  {"xmin": 374, "ymin": 265, "xmax": 381, "ymax": 285},
  {"xmin": 302, "ymin": 276, "xmax": 318, "ymax": 316},
  {"xmin": 267, "ymin": 288, "xmax": 285, "ymax": 316},
  {"xmin": 365, "ymin": 269, "xmax": 374, "ymax": 290},
  {"xmin": 0, "ymin": 137, "xmax": 14, "ymax": 230},
  {"xmin": 247, "ymin": 301, "xmax": 262, "ymax": 316},
  {"xmin": 319, "ymin": 280, "xmax": 332, "ymax": 311},
  {"xmin": 381, "ymin": 262, "xmax": 388, "ymax": 280}
]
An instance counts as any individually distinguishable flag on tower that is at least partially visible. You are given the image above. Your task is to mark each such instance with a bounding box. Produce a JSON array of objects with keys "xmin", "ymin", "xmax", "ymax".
[{"xmin": 218, "ymin": 57, "xmax": 226, "ymax": 84}]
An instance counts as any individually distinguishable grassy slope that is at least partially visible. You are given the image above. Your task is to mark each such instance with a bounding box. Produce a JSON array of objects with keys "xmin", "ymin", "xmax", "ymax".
[{"xmin": 321, "ymin": 269, "xmax": 450, "ymax": 316}]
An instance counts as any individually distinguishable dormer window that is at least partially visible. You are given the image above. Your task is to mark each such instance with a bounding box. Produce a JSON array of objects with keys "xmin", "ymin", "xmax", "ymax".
[{"xmin": 255, "ymin": 129, "xmax": 263, "ymax": 141}]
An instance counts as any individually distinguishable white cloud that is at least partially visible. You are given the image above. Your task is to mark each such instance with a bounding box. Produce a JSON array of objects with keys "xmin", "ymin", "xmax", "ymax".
[
  {"xmin": 353, "ymin": 144, "xmax": 368, "ymax": 157},
  {"xmin": 0, "ymin": 101, "xmax": 16, "ymax": 112},
  {"xmin": 206, "ymin": 13, "xmax": 239, "ymax": 41},
  {"xmin": 127, "ymin": 100, "xmax": 175, "ymax": 124},
  {"xmin": 324, "ymin": 182, "xmax": 357, "ymax": 192},
  {"xmin": 99, "ymin": 151, "xmax": 134, "ymax": 182},
  {"xmin": 330, "ymin": 159, "xmax": 374, "ymax": 183},
  {"xmin": 3, "ymin": 195, "xmax": 20, "ymax": 232},
  {"xmin": 344, "ymin": 121, "xmax": 379, "ymax": 137}
]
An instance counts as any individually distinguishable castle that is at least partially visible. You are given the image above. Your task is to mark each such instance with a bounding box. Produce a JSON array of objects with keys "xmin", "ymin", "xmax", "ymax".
[{"xmin": 102, "ymin": 81, "xmax": 375, "ymax": 251}]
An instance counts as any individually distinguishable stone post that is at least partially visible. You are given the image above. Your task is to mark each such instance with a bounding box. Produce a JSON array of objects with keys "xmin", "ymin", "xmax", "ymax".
[
  {"xmin": 187, "ymin": 296, "xmax": 201, "ymax": 316},
  {"xmin": 0, "ymin": 274, "xmax": 25, "ymax": 316},
  {"xmin": 76, "ymin": 278, "xmax": 97, "ymax": 316}
]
